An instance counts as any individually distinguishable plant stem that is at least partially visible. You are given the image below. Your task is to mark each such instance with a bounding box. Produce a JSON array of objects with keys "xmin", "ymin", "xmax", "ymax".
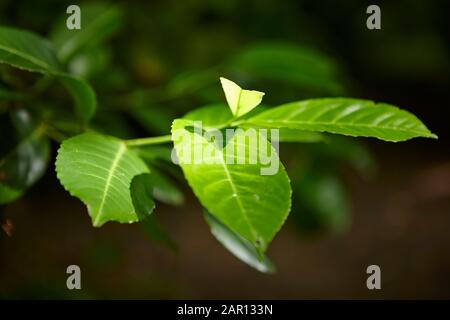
[
  {"xmin": 125, "ymin": 134, "xmax": 172, "ymax": 147},
  {"xmin": 217, "ymin": 118, "xmax": 244, "ymax": 130},
  {"xmin": 125, "ymin": 116, "xmax": 242, "ymax": 147}
]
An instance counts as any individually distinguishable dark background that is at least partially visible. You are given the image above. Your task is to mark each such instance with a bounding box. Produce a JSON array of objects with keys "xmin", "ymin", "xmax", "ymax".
[{"xmin": 0, "ymin": 0, "xmax": 449, "ymax": 298}]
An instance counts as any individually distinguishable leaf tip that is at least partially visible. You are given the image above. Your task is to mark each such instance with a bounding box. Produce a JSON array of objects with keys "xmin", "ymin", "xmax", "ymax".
[{"xmin": 429, "ymin": 132, "xmax": 439, "ymax": 139}]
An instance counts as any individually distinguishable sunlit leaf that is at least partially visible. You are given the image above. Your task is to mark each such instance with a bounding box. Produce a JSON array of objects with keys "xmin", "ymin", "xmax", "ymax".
[
  {"xmin": 183, "ymin": 104, "xmax": 232, "ymax": 128},
  {"xmin": 56, "ymin": 132, "xmax": 149, "ymax": 226},
  {"xmin": 184, "ymin": 104, "xmax": 324, "ymax": 143},
  {"xmin": 220, "ymin": 77, "xmax": 265, "ymax": 118},
  {"xmin": 172, "ymin": 118, "xmax": 291, "ymax": 254},
  {"xmin": 245, "ymin": 98, "xmax": 437, "ymax": 142}
]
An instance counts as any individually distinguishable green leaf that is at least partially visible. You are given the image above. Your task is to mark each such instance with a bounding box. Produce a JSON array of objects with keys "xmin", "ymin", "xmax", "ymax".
[
  {"xmin": 0, "ymin": 26, "xmax": 97, "ymax": 122},
  {"xmin": 184, "ymin": 104, "xmax": 324, "ymax": 143},
  {"xmin": 0, "ymin": 183, "xmax": 21, "ymax": 204},
  {"xmin": 171, "ymin": 118, "xmax": 291, "ymax": 253},
  {"xmin": 56, "ymin": 132, "xmax": 149, "ymax": 226},
  {"xmin": 220, "ymin": 77, "xmax": 265, "ymax": 118},
  {"xmin": 130, "ymin": 173, "xmax": 155, "ymax": 219},
  {"xmin": 50, "ymin": 4, "xmax": 123, "ymax": 63},
  {"xmin": 204, "ymin": 211, "xmax": 275, "ymax": 273},
  {"xmin": 183, "ymin": 104, "xmax": 232, "ymax": 127},
  {"xmin": 0, "ymin": 26, "xmax": 60, "ymax": 73},
  {"xmin": 230, "ymin": 42, "xmax": 344, "ymax": 94},
  {"xmin": 59, "ymin": 75, "xmax": 97, "ymax": 122},
  {"xmin": 244, "ymin": 98, "xmax": 437, "ymax": 142},
  {"xmin": 147, "ymin": 166, "xmax": 184, "ymax": 206},
  {"xmin": 277, "ymin": 129, "xmax": 324, "ymax": 143},
  {"xmin": 129, "ymin": 164, "xmax": 183, "ymax": 206},
  {"xmin": 130, "ymin": 173, "xmax": 178, "ymax": 250},
  {"xmin": 0, "ymin": 109, "xmax": 50, "ymax": 204}
]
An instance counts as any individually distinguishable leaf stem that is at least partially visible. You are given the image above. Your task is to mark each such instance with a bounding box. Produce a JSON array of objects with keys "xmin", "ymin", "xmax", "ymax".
[
  {"xmin": 217, "ymin": 118, "xmax": 244, "ymax": 130},
  {"xmin": 125, "ymin": 135, "xmax": 172, "ymax": 147}
]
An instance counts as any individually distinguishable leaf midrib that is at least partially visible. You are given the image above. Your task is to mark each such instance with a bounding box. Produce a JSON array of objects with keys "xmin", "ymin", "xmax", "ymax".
[
  {"xmin": 93, "ymin": 142, "xmax": 126, "ymax": 226},
  {"xmin": 234, "ymin": 89, "xmax": 243, "ymax": 117},
  {"xmin": 0, "ymin": 44, "xmax": 53, "ymax": 71},
  {"xmin": 216, "ymin": 146, "xmax": 258, "ymax": 242}
]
